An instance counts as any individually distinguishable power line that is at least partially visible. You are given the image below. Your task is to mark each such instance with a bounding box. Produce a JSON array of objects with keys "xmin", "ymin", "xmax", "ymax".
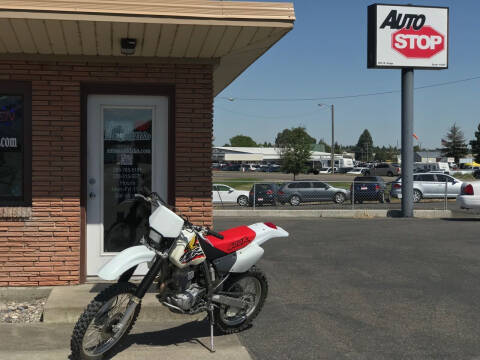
[
  {"xmin": 217, "ymin": 75, "xmax": 480, "ymax": 102},
  {"xmin": 214, "ymin": 105, "xmax": 321, "ymax": 119}
]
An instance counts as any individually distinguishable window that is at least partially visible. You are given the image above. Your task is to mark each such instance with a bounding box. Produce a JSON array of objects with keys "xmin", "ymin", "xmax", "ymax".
[
  {"xmin": 288, "ymin": 182, "xmax": 311, "ymax": 189},
  {"xmin": 216, "ymin": 185, "xmax": 231, "ymax": 191},
  {"xmin": 436, "ymin": 174, "xmax": 455, "ymax": 183},
  {"xmin": 312, "ymin": 182, "xmax": 327, "ymax": 189},
  {"xmin": 0, "ymin": 82, "xmax": 31, "ymax": 206},
  {"xmin": 377, "ymin": 164, "xmax": 388, "ymax": 168},
  {"xmin": 417, "ymin": 174, "xmax": 435, "ymax": 182},
  {"xmin": 255, "ymin": 184, "xmax": 271, "ymax": 192}
]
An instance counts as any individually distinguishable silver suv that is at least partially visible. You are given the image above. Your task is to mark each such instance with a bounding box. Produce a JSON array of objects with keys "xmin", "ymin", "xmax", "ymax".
[
  {"xmin": 390, "ymin": 173, "xmax": 463, "ymax": 202},
  {"xmin": 277, "ymin": 181, "xmax": 350, "ymax": 206},
  {"xmin": 365, "ymin": 163, "xmax": 401, "ymax": 177}
]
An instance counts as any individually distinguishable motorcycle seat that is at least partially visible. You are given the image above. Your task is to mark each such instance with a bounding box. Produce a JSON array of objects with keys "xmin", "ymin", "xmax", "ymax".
[{"xmin": 206, "ymin": 226, "xmax": 256, "ymax": 254}]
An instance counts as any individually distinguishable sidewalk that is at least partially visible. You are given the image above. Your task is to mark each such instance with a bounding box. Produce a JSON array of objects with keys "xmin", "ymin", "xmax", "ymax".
[
  {"xmin": 0, "ymin": 284, "xmax": 252, "ymax": 360},
  {"xmin": 0, "ymin": 321, "xmax": 252, "ymax": 360}
]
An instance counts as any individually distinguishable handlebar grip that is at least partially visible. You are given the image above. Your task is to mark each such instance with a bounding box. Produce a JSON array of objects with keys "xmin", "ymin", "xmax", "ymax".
[{"xmin": 207, "ymin": 230, "xmax": 224, "ymax": 240}]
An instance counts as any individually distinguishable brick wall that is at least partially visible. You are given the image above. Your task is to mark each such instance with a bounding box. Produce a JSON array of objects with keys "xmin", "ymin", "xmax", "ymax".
[{"xmin": 0, "ymin": 60, "xmax": 213, "ymax": 286}]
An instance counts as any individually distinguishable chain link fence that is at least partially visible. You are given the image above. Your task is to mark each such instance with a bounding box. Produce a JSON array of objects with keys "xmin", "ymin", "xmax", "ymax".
[{"xmin": 213, "ymin": 178, "xmax": 458, "ymax": 211}]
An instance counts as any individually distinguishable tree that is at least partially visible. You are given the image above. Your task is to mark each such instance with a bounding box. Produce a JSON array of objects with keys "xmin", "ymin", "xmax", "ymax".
[
  {"xmin": 276, "ymin": 128, "xmax": 316, "ymax": 147},
  {"xmin": 276, "ymin": 127, "xmax": 313, "ymax": 180},
  {"xmin": 318, "ymin": 138, "xmax": 331, "ymax": 153},
  {"xmin": 355, "ymin": 129, "xmax": 373, "ymax": 161},
  {"xmin": 470, "ymin": 123, "xmax": 480, "ymax": 163},
  {"xmin": 229, "ymin": 135, "xmax": 257, "ymax": 147},
  {"xmin": 441, "ymin": 124, "xmax": 468, "ymax": 163}
]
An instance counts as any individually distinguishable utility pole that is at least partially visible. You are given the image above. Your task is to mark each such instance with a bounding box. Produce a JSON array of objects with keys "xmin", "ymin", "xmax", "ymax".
[
  {"xmin": 318, "ymin": 103, "xmax": 335, "ymax": 174},
  {"xmin": 401, "ymin": 68, "xmax": 414, "ymax": 217},
  {"xmin": 331, "ymin": 104, "xmax": 335, "ymax": 174}
]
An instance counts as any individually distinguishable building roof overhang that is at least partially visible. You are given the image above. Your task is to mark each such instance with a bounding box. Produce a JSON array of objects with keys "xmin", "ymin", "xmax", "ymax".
[{"xmin": 0, "ymin": 0, "xmax": 295, "ymax": 95}]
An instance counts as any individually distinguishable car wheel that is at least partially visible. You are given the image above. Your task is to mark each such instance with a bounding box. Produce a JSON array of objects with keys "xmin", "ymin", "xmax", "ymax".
[
  {"xmin": 378, "ymin": 192, "xmax": 385, "ymax": 203},
  {"xmin": 289, "ymin": 195, "xmax": 301, "ymax": 206},
  {"xmin": 413, "ymin": 189, "xmax": 422, "ymax": 203},
  {"xmin": 387, "ymin": 171, "xmax": 393, "ymax": 177},
  {"xmin": 237, "ymin": 195, "xmax": 249, "ymax": 207},
  {"xmin": 334, "ymin": 192, "xmax": 346, "ymax": 204},
  {"xmin": 365, "ymin": 171, "xmax": 370, "ymax": 176}
]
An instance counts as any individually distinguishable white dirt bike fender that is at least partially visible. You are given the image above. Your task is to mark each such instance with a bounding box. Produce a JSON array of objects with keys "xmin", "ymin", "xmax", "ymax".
[
  {"xmin": 213, "ymin": 223, "xmax": 289, "ymax": 273},
  {"xmin": 98, "ymin": 245, "xmax": 156, "ymax": 281},
  {"xmin": 248, "ymin": 223, "xmax": 289, "ymax": 246}
]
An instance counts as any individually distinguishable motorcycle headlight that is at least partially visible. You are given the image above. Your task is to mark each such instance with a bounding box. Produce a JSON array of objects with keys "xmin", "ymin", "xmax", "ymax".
[{"xmin": 149, "ymin": 229, "xmax": 163, "ymax": 245}]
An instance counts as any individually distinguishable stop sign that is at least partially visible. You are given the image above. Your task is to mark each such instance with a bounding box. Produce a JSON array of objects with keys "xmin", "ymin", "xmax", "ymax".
[{"xmin": 392, "ymin": 26, "xmax": 445, "ymax": 59}]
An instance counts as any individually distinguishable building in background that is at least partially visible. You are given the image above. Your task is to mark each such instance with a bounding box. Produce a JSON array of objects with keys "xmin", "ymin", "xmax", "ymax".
[{"xmin": 213, "ymin": 146, "xmax": 354, "ymax": 167}]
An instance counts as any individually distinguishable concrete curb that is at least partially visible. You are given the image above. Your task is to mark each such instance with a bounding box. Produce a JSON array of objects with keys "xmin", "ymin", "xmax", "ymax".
[
  {"xmin": 213, "ymin": 209, "xmax": 452, "ymax": 218},
  {"xmin": 43, "ymin": 284, "xmax": 205, "ymax": 324},
  {"xmin": 0, "ymin": 323, "xmax": 252, "ymax": 360}
]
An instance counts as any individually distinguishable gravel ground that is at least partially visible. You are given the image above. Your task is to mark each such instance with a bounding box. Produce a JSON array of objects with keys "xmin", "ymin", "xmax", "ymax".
[{"xmin": 0, "ymin": 298, "xmax": 47, "ymax": 323}]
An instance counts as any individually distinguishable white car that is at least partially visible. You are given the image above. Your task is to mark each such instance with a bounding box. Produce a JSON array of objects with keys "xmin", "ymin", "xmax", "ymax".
[
  {"xmin": 456, "ymin": 181, "xmax": 480, "ymax": 210},
  {"xmin": 347, "ymin": 167, "xmax": 367, "ymax": 175},
  {"xmin": 212, "ymin": 184, "xmax": 250, "ymax": 206},
  {"xmin": 318, "ymin": 167, "xmax": 339, "ymax": 174}
]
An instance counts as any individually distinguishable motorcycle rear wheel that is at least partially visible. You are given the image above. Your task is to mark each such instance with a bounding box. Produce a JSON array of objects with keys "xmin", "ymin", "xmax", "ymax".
[
  {"xmin": 70, "ymin": 282, "xmax": 141, "ymax": 360},
  {"xmin": 214, "ymin": 266, "xmax": 268, "ymax": 334}
]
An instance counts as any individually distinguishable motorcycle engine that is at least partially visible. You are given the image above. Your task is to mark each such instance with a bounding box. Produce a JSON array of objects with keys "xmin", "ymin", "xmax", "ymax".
[{"xmin": 167, "ymin": 267, "xmax": 205, "ymax": 311}]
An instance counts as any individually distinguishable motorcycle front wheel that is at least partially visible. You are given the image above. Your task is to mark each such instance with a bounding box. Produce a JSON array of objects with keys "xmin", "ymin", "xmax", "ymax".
[
  {"xmin": 214, "ymin": 266, "xmax": 268, "ymax": 334},
  {"xmin": 70, "ymin": 282, "xmax": 141, "ymax": 360}
]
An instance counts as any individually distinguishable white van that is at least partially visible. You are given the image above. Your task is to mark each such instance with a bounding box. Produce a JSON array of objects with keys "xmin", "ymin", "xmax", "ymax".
[{"xmin": 414, "ymin": 162, "xmax": 450, "ymax": 174}]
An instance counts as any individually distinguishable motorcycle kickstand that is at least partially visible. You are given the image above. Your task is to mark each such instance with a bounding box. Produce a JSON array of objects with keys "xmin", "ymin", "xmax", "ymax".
[{"xmin": 208, "ymin": 306, "xmax": 216, "ymax": 353}]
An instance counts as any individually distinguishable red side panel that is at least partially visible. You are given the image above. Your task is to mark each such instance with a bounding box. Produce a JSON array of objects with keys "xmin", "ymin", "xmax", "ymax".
[{"xmin": 206, "ymin": 226, "xmax": 256, "ymax": 254}]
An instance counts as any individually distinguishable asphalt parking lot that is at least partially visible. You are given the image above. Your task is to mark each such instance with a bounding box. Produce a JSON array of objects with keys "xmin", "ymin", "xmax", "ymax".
[{"xmin": 213, "ymin": 217, "xmax": 480, "ymax": 360}]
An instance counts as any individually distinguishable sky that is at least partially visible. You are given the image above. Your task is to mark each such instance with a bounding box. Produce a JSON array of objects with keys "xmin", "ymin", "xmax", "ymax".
[{"xmin": 213, "ymin": 0, "xmax": 480, "ymax": 149}]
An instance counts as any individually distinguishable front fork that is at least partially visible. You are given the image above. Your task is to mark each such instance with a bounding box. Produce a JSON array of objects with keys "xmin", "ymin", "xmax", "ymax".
[{"xmin": 116, "ymin": 255, "xmax": 164, "ymax": 331}]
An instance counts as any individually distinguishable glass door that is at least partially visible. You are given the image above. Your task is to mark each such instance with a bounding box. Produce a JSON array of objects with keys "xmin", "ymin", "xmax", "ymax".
[{"xmin": 87, "ymin": 95, "xmax": 169, "ymax": 276}]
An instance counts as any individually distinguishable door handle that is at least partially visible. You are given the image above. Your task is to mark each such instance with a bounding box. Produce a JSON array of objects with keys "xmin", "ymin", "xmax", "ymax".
[{"xmin": 89, "ymin": 192, "xmax": 96, "ymax": 199}]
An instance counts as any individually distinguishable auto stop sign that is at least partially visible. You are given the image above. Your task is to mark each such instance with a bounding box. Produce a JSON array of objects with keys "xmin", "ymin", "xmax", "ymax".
[
  {"xmin": 392, "ymin": 26, "xmax": 444, "ymax": 58},
  {"xmin": 368, "ymin": 4, "xmax": 448, "ymax": 69}
]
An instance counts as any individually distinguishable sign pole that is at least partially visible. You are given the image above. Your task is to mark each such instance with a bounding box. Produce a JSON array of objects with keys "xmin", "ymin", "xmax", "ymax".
[{"xmin": 401, "ymin": 67, "xmax": 414, "ymax": 217}]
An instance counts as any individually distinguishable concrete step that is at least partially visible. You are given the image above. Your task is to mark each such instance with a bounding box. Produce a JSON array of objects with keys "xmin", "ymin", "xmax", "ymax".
[
  {"xmin": 43, "ymin": 284, "xmax": 205, "ymax": 324},
  {"xmin": 0, "ymin": 322, "xmax": 252, "ymax": 360}
]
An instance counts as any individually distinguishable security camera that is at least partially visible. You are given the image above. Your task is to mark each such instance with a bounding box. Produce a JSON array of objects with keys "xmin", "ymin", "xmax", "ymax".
[{"xmin": 121, "ymin": 38, "xmax": 137, "ymax": 55}]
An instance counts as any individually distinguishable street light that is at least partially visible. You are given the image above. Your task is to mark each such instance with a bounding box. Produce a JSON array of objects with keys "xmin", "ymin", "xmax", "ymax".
[{"xmin": 318, "ymin": 103, "xmax": 335, "ymax": 174}]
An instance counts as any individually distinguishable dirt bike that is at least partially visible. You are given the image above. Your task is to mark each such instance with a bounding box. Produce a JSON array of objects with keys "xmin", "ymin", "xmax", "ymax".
[{"xmin": 70, "ymin": 192, "xmax": 288, "ymax": 359}]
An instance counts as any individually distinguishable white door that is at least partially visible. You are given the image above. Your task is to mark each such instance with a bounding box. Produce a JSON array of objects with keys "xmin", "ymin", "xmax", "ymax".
[{"xmin": 87, "ymin": 95, "xmax": 169, "ymax": 276}]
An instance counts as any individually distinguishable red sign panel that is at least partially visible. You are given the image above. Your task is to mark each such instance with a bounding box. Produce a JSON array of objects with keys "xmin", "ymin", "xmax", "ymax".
[{"xmin": 392, "ymin": 26, "xmax": 445, "ymax": 59}]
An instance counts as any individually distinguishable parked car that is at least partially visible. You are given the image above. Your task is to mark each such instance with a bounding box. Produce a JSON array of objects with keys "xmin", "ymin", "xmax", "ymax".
[
  {"xmin": 222, "ymin": 164, "xmax": 241, "ymax": 171},
  {"xmin": 347, "ymin": 167, "xmax": 368, "ymax": 175},
  {"xmin": 415, "ymin": 162, "xmax": 450, "ymax": 174},
  {"xmin": 364, "ymin": 163, "xmax": 401, "ymax": 177},
  {"xmin": 318, "ymin": 167, "xmax": 339, "ymax": 174},
  {"xmin": 390, "ymin": 173, "xmax": 462, "ymax": 203},
  {"xmin": 249, "ymin": 183, "xmax": 282, "ymax": 206},
  {"xmin": 351, "ymin": 176, "xmax": 387, "ymax": 203},
  {"xmin": 456, "ymin": 182, "xmax": 480, "ymax": 210},
  {"xmin": 277, "ymin": 180, "xmax": 350, "ymax": 206},
  {"xmin": 212, "ymin": 184, "xmax": 249, "ymax": 206},
  {"xmin": 337, "ymin": 167, "xmax": 354, "ymax": 174}
]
